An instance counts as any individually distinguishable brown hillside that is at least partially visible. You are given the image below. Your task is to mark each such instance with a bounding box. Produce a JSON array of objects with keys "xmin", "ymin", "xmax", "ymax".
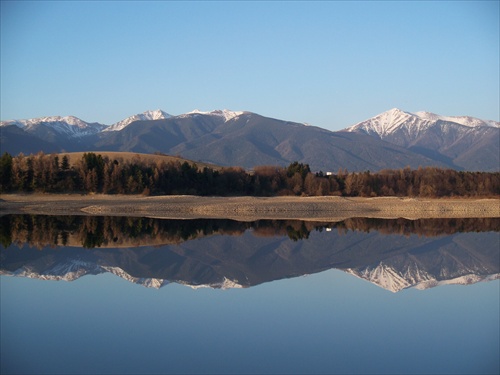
[{"xmin": 58, "ymin": 151, "xmax": 225, "ymax": 171}]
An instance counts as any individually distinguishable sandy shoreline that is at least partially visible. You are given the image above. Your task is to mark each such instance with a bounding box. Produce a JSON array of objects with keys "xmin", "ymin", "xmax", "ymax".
[{"xmin": 1, "ymin": 194, "xmax": 499, "ymax": 220}]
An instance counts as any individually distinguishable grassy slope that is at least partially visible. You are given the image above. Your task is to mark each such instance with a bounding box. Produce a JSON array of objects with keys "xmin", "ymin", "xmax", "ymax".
[{"xmin": 58, "ymin": 151, "xmax": 226, "ymax": 171}]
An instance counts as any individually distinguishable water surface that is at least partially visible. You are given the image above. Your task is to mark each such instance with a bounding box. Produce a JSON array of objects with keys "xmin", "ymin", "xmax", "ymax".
[{"xmin": 1, "ymin": 216, "xmax": 499, "ymax": 374}]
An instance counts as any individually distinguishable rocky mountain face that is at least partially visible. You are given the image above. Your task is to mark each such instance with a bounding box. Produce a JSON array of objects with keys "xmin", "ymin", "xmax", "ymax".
[
  {"xmin": 344, "ymin": 108, "xmax": 500, "ymax": 171},
  {"xmin": 1, "ymin": 216, "xmax": 498, "ymax": 292},
  {"xmin": 1, "ymin": 108, "xmax": 498, "ymax": 171}
]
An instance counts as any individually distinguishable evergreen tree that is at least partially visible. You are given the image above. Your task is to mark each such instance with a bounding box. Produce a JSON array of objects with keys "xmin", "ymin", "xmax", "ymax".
[{"xmin": 0, "ymin": 152, "xmax": 13, "ymax": 192}]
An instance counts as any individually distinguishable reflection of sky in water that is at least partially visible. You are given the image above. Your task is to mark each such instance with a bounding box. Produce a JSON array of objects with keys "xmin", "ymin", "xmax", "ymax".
[
  {"xmin": 1, "ymin": 268, "xmax": 499, "ymax": 374},
  {"xmin": 1, "ymin": 216, "xmax": 499, "ymax": 374}
]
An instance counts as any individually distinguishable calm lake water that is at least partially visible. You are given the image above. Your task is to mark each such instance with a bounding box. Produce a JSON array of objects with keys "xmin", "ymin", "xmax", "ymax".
[{"xmin": 1, "ymin": 215, "xmax": 499, "ymax": 374}]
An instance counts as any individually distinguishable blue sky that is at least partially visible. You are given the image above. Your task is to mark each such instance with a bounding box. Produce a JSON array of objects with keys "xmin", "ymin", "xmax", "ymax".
[{"xmin": 1, "ymin": 1, "xmax": 498, "ymax": 131}]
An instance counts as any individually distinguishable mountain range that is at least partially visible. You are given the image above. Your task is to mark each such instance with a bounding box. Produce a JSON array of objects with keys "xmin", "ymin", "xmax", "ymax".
[{"xmin": 1, "ymin": 108, "xmax": 498, "ymax": 172}]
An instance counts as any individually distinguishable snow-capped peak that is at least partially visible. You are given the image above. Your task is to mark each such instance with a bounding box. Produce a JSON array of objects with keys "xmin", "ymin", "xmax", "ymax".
[
  {"xmin": 1, "ymin": 115, "xmax": 88, "ymax": 129},
  {"xmin": 345, "ymin": 108, "xmax": 418, "ymax": 137},
  {"xmin": 345, "ymin": 108, "xmax": 499, "ymax": 138},
  {"xmin": 0, "ymin": 115, "xmax": 107, "ymax": 137},
  {"xmin": 187, "ymin": 109, "xmax": 245, "ymax": 122},
  {"xmin": 146, "ymin": 109, "xmax": 171, "ymax": 119},
  {"xmin": 104, "ymin": 109, "xmax": 172, "ymax": 132}
]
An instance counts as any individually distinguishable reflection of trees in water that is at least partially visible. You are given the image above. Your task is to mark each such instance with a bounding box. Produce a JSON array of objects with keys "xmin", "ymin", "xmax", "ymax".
[
  {"xmin": 0, "ymin": 215, "xmax": 499, "ymax": 249},
  {"xmin": 0, "ymin": 216, "xmax": 254, "ymax": 249},
  {"xmin": 336, "ymin": 217, "xmax": 500, "ymax": 237}
]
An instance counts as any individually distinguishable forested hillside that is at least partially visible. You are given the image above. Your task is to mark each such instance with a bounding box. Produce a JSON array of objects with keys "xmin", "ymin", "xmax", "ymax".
[{"xmin": 1, "ymin": 152, "xmax": 498, "ymax": 197}]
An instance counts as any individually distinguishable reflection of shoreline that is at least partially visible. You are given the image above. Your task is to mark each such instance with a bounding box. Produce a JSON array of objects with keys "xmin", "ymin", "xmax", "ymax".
[
  {"xmin": 1, "ymin": 195, "xmax": 499, "ymax": 220},
  {"xmin": 1, "ymin": 215, "xmax": 499, "ymax": 249}
]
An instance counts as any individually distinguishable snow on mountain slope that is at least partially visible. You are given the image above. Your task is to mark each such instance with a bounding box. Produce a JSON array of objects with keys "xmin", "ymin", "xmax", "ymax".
[
  {"xmin": 0, "ymin": 110, "xmax": 174, "ymax": 135},
  {"xmin": 343, "ymin": 109, "xmax": 500, "ymax": 171},
  {"xmin": 1, "ymin": 259, "xmax": 102, "ymax": 282},
  {"xmin": 0, "ymin": 108, "xmax": 249, "ymax": 146},
  {"xmin": 102, "ymin": 109, "xmax": 244, "ymax": 132},
  {"xmin": 1, "ymin": 267, "xmax": 168, "ymax": 289},
  {"xmin": 184, "ymin": 109, "xmax": 246, "ymax": 122},
  {"xmin": 180, "ymin": 277, "xmax": 244, "ymax": 290},
  {"xmin": 0, "ymin": 115, "xmax": 107, "ymax": 138},
  {"xmin": 1, "ymin": 115, "xmax": 88, "ymax": 129},
  {"xmin": 345, "ymin": 261, "xmax": 431, "ymax": 293},
  {"xmin": 345, "ymin": 108, "xmax": 421, "ymax": 137},
  {"xmin": 345, "ymin": 261, "xmax": 499, "ymax": 293},
  {"xmin": 100, "ymin": 266, "xmax": 171, "ymax": 288},
  {"xmin": 412, "ymin": 111, "xmax": 499, "ymax": 128},
  {"xmin": 412, "ymin": 273, "xmax": 500, "ymax": 290},
  {"xmin": 0, "ymin": 263, "xmax": 244, "ymax": 290},
  {"xmin": 0, "ymin": 263, "xmax": 172, "ymax": 289},
  {"xmin": 104, "ymin": 109, "xmax": 172, "ymax": 132},
  {"xmin": 345, "ymin": 108, "xmax": 499, "ymax": 139}
]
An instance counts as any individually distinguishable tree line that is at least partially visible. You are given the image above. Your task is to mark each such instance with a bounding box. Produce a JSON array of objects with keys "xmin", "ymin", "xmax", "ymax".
[{"xmin": 0, "ymin": 152, "xmax": 499, "ymax": 197}]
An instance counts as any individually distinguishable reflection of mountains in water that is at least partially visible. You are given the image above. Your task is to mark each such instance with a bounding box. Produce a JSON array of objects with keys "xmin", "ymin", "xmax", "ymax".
[{"xmin": 1, "ymin": 215, "xmax": 499, "ymax": 292}]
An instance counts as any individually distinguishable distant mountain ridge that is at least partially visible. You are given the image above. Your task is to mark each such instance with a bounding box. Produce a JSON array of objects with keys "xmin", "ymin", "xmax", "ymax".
[
  {"xmin": 0, "ymin": 109, "xmax": 251, "ymax": 133},
  {"xmin": 1, "ymin": 115, "xmax": 107, "ymax": 138},
  {"xmin": 1, "ymin": 108, "xmax": 498, "ymax": 171}
]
